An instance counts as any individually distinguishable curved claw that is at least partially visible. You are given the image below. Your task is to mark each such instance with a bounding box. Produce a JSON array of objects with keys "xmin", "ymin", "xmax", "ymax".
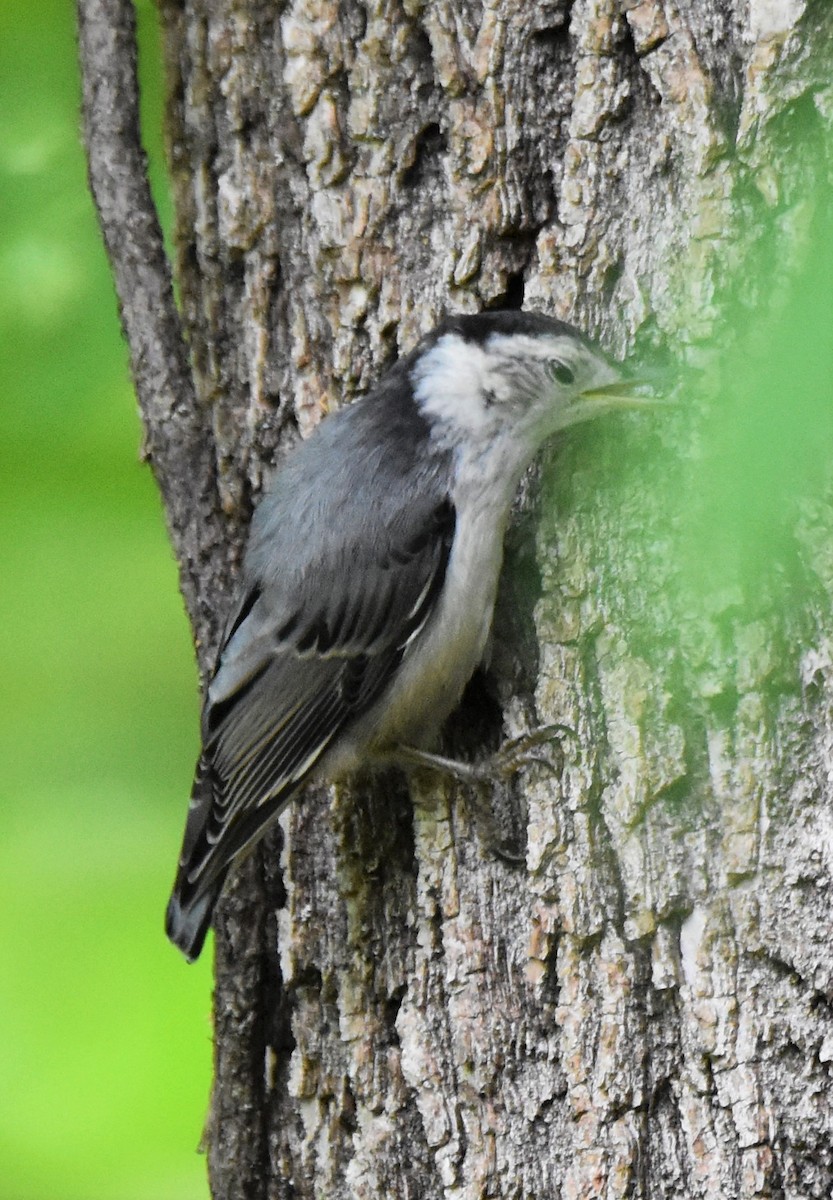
[{"xmin": 492, "ymin": 723, "xmax": 576, "ymax": 780}]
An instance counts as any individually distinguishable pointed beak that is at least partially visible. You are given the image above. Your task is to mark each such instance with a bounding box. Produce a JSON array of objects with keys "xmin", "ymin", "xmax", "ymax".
[{"xmin": 579, "ymin": 366, "xmax": 673, "ymax": 410}]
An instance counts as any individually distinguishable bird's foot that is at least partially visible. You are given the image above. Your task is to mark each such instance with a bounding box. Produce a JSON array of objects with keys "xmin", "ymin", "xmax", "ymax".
[
  {"xmin": 395, "ymin": 723, "xmax": 574, "ymax": 785},
  {"xmin": 489, "ymin": 722, "xmax": 576, "ymax": 780},
  {"xmin": 393, "ymin": 724, "xmax": 575, "ymax": 864}
]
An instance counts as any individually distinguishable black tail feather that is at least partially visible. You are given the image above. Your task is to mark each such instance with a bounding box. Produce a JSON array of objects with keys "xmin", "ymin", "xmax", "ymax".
[
  {"xmin": 165, "ymin": 753, "xmax": 227, "ymax": 961},
  {"xmin": 165, "ymin": 873, "xmax": 225, "ymax": 962}
]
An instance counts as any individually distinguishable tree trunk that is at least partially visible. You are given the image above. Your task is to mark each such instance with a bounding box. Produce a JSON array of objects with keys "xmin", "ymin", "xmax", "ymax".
[{"xmin": 78, "ymin": 0, "xmax": 833, "ymax": 1196}]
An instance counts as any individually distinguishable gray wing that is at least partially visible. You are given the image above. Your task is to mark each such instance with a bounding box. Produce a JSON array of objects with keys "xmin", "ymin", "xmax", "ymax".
[{"xmin": 171, "ymin": 494, "xmax": 456, "ymax": 905}]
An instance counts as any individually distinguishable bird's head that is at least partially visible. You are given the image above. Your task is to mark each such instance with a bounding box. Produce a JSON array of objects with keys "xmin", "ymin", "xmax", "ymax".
[{"xmin": 411, "ymin": 311, "xmax": 661, "ymax": 459}]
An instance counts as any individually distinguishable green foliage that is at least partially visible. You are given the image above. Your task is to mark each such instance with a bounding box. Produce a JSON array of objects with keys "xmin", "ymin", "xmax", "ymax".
[
  {"xmin": 550, "ymin": 166, "xmax": 833, "ymax": 648},
  {"xmin": 677, "ymin": 191, "xmax": 833, "ymax": 601},
  {"xmin": 0, "ymin": 2, "xmax": 210, "ymax": 1197}
]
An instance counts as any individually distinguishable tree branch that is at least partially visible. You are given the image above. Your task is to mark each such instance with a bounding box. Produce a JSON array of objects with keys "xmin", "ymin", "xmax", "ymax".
[{"xmin": 76, "ymin": 0, "xmax": 217, "ymax": 633}]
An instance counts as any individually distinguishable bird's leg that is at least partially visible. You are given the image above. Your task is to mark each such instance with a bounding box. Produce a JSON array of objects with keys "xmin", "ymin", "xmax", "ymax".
[{"xmin": 393, "ymin": 744, "xmax": 494, "ymax": 784}]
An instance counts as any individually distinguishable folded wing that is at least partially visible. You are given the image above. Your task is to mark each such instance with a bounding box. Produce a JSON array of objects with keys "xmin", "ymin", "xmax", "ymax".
[{"xmin": 166, "ymin": 494, "xmax": 455, "ymax": 957}]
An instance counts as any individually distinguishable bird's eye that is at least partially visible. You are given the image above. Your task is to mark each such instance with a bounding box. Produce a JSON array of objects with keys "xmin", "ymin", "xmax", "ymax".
[{"xmin": 549, "ymin": 361, "xmax": 575, "ymax": 386}]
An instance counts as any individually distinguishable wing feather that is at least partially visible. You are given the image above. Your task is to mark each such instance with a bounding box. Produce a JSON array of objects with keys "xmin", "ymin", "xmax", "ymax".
[{"xmin": 169, "ymin": 495, "xmax": 456, "ymax": 913}]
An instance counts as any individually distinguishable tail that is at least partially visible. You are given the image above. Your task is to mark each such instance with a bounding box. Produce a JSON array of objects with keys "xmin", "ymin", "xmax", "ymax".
[
  {"xmin": 166, "ymin": 748, "xmax": 299, "ymax": 961},
  {"xmin": 165, "ymin": 875, "xmax": 225, "ymax": 962},
  {"xmin": 165, "ymin": 753, "xmax": 229, "ymax": 962}
]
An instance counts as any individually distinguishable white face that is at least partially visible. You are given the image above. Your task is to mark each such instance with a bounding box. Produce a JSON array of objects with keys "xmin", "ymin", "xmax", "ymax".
[{"xmin": 412, "ymin": 329, "xmax": 624, "ymax": 450}]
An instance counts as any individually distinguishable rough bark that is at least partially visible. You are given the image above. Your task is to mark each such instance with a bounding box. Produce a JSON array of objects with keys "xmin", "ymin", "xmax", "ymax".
[{"xmin": 79, "ymin": 0, "xmax": 833, "ymax": 1196}]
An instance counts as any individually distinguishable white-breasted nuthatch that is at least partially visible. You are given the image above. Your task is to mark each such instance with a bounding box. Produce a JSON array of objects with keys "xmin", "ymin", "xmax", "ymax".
[{"xmin": 166, "ymin": 310, "xmax": 658, "ymax": 960}]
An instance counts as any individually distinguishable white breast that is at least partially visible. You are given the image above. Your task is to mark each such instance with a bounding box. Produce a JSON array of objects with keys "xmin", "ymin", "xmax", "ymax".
[
  {"xmin": 317, "ymin": 433, "xmax": 534, "ymax": 778},
  {"xmin": 368, "ymin": 434, "xmax": 529, "ymax": 753},
  {"xmin": 376, "ymin": 505, "xmax": 505, "ymax": 742}
]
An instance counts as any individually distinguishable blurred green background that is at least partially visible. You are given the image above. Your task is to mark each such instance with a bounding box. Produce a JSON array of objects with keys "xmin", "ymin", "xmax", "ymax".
[{"xmin": 0, "ymin": 2, "xmax": 212, "ymax": 1198}]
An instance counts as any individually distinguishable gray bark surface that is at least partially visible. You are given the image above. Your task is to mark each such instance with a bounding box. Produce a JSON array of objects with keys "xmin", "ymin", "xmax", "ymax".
[{"xmin": 79, "ymin": 0, "xmax": 833, "ymax": 1196}]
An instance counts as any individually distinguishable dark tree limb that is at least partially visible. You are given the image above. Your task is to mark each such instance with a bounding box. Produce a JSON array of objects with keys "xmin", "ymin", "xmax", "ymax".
[{"xmin": 76, "ymin": 0, "xmax": 219, "ymax": 640}]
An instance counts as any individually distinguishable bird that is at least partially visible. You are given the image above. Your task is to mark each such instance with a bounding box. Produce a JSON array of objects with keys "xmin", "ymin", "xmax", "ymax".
[{"xmin": 165, "ymin": 309, "xmax": 658, "ymax": 960}]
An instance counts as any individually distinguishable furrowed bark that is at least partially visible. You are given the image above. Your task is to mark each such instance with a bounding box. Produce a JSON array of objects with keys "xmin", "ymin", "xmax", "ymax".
[{"xmin": 80, "ymin": 0, "xmax": 833, "ymax": 1195}]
